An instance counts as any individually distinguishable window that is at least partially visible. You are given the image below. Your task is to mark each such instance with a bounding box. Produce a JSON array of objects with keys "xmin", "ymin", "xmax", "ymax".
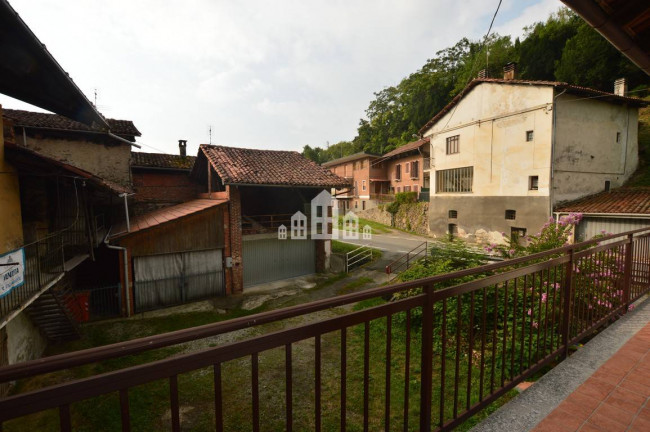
[
  {"xmin": 395, "ymin": 164, "xmax": 402, "ymax": 181},
  {"xmin": 529, "ymin": 176, "xmax": 539, "ymax": 191},
  {"xmin": 404, "ymin": 186, "xmax": 411, "ymax": 192},
  {"xmin": 397, "ymin": 187, "xmax": 401, "ymax": 193},
  {"xmin": 411, "ymin": 161, "xmax": 419, "ymax": 179},
  {"xmin": 505, "ymin": 209, "xmax": 516, "ymax": 220},
  {"xmin": 436, "ymin": 166, "xmax": 473, "ymax": 193},
  {"xmin": 448, "ymin": 210, "xmax": 458, "ymax": 219},
  {"xmin": 511, "ymin": 227, "xmax": 527, "ymax": 243},
  {"xmin": 390, "ymin": 187, "xmax": 395, "ymax": 194},
  {"xmin": 355, "ymin": 201, "xmax": 358, "ymax": 209},
  {"xmin": 413, "ymin": 185, "xmax": 418, "ymax": 192},
  {"xmin": 526, "ymin": 130, "xmax": 534, "ymax": 142},
  {"xmin": 616, "ymin": 132, "xmax": 621, "ymax": 143},
  {"xmin": 362, "ymin": 180, "xmax": 366, "ymax": 191},
  {"xmin": 362, "ymin": 201, "xmax": 366, "ymax": 210},
  {"xmin": 605, "ymin": 180, "xmax": 611, "ymax": 192},
  {"xmin": 446, "ymin": 135, "xmax": 460, "ymax": 154},
  {"xmin": 405, "ymin": 163, "xmax": 410, "ymax": 173}
]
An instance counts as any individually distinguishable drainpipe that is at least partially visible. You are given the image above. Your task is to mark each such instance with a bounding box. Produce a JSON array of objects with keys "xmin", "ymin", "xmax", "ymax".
[
  {"xmin": 120, "ymin": 193, "xmax": 133, "ymax": 232},
  {"xmin": 549, "ymin": 89, "xmax": 567, "ymax": 217},
  {"xmin": 104, "ymin": 229, "xmax": 132, "ymax": 316},
  {"xmin": 108, "ymin": 132, "xmax": 142, "ymax": 149}
]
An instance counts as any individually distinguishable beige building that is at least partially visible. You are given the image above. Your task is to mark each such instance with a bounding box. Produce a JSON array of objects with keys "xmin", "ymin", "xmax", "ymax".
[{"xmin": 420, "ymin": 70, "xmax": 647, "ymax": 244}]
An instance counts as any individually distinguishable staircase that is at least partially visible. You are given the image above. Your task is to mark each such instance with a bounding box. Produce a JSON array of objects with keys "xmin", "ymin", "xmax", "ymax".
[{"xmin": 25, "ymin": 285, "xmax": 81, "ymax": 343}]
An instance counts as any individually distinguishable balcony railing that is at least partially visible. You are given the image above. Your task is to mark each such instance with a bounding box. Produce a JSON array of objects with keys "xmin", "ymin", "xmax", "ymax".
[
  {"xmin": 0, "ymin": 232, "xmax": 65, "ymax": 322},
  {"xmin": 0, "ymin": 228, "xmax": 648, "ymax": 430},
  {"xmin": 241, "ymin": 214, "xmax": 294, "ymax": 235}
]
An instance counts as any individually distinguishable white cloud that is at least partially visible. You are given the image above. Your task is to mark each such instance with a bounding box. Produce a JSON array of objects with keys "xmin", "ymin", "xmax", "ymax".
[{"xmin": 1, "ymin": 0, "xmax": 557, "ymax": 155}]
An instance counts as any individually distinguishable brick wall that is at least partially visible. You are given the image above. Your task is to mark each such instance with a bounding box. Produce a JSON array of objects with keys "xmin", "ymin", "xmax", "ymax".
[
  {"xmin": 131, "ymin": 170, "xmax": 199, "ymax": 215},
  {"xmin": 228, "ymin": 186, "xmax": 244, "ymax": 293}
]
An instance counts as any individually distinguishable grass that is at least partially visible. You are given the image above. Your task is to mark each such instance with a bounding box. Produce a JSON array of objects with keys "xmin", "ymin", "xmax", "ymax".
[
  {"xmin": 337, "ymin": 216, "xmax": 392, "ymax": 234},
  {"xmin": 6, "ymin": 294, "xmax": 528, "ymax": 431},
  {"xmin": 336, "ymin": 276, "xmax": 374, "ymax": 295},
  {"xmin": 331, "ymin": 240, "xmax": 382, "ymax": 260}
]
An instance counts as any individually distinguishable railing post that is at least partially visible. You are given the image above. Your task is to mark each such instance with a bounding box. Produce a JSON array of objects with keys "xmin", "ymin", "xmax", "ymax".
[
  {"xmin": 420, "ymin": 283, "xmax": 434, "ymax": 431},
  {"xmin": 623, "ymin": 234, "xmax": 634, "ymax": 313},
  {"xmin": 561, "ymin": 248, "xmax": 574, "ymax": 359}
]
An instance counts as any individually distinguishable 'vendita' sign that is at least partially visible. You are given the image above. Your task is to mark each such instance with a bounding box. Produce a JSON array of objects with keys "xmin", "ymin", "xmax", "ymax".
[{"xmin": 0, "ymin": 248, "xmax": 25, "ymax": 298}]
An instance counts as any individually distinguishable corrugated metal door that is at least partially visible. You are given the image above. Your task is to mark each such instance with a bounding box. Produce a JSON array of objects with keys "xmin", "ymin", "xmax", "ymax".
[
  {"xmin": 576, "ymin": 217, "xmax": 650, "ymax": 242},
  {"xmin": 134, "ymin": 249, "xmax": 224, "ymax": 312},
  {"xmin": 243, "ymin": 239, "xmax": 315, "ymax": 288}
]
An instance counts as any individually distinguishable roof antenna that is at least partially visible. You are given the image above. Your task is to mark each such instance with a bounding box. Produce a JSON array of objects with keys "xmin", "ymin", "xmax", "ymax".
[
  {"xmin": 209, "ymin": 125, "xmax": 212, "ymax": 145},
  {"xmin": 93, "ymin": 88, "xmax": 98, "ymax": 107}
]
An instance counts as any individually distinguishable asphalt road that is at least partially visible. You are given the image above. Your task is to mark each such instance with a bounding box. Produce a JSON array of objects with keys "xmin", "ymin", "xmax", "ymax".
[{"xmin": 333, "ymin": 228, "xmax": 432, "ymax": 255}]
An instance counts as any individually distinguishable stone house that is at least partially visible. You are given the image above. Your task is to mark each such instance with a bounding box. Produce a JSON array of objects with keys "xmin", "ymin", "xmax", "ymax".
[{"xmin": 419, "ymin": 66, "xmax": 648, "ymax": 244}]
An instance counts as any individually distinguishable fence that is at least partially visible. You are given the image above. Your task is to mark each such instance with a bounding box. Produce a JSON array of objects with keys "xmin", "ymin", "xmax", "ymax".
[
  {"xmin": 385, "ymin": 241, "xmax": 428, "ymax": 281},
  {"xmin": 345, "ymin": 244, "xmax": 373, "ymax": 273},
  {"xmin": 0, "ymin": 232, "xmax": 65, "ymax": 322},
  {"xmin": 0, "ymin": 228, "xmax": 648, "ymax": 431}
]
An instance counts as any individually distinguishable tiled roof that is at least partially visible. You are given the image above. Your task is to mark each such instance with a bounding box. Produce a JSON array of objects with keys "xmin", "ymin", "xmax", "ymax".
[
  {"xmin": 321, "ymin": 152, "xmax": 381, "ymax": 168},
  {"xmin": 555, "ymin": 187, "xmax": 650, "ymax": 215},
  {"xmin": 380, "ymin": 137, "xmax": 430, "ymax": 159},
  {"xmin": 131, "ymin": 152, "xmax": 196, "ymax": 170},
  {"xmin": 110, "ymin": 198, "xmax": 228, "ymax": 239},
  {"xmin": 199, "ymin": 144, "xmax": 350, "ymax": 188},
  {"xmin": 2, "ymin": 108, "xmax": 141, "ymax": 137},
  {"xmin": 419, "ymin": 78, "xmax": 649, "ymax": 134}
]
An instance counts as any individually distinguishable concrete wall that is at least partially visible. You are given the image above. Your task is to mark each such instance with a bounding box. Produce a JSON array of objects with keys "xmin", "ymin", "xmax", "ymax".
[
  {"xmin": 428, "ymin": 196, "xmax": 550, "ymax": 244},
  {"xmin": 0, "ymin": 106, "xmax": 24, "ymax": 253},
  {"xmin": 22, "ymin": 134, "xmax": 132, "ymax": 188},
  {"xmin": 553, "ymin": 94, "xmax": 639, "ymax": 203},
  {"xmin": 6, "ymin": 311, "xmax": 47, "ymax": 365}
]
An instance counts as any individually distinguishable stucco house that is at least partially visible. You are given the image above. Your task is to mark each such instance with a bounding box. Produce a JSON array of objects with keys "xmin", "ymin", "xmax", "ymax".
[
  {"xmin": 322, "ymin": 152, "xmax": 383, "ymax": 211},
  {"xmin": 419, "ymin": 65, "xmax": 648, "ymax": 244}
]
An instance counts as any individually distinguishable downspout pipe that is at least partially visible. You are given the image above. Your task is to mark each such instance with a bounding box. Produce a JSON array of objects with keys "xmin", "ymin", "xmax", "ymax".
[
  {"xmin": 104, "ymin": 229, "xmax": 132, "ymax": 316},
  {"xmin": 120, "ymin": 193, "xmax": 134, "ymax": 232}
]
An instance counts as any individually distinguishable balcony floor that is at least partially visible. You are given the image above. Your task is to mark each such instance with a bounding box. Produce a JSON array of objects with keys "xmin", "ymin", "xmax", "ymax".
[{"xmin": 472, "ymin": 295, "xmax": 650, "ymax": 432}]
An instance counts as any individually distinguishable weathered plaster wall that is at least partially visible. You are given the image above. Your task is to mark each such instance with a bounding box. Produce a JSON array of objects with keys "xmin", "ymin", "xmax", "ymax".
[
  {"xmin": 428, "ymin": 196, "xmax": 550, "ymax": 244},
  {"xmin": 553, "ymin": 95, "xmax": 639, "ymax": 203},
  {"xmin": 0, "ymin": 106, "xmax": 24, "ymax": 253},
  {"xmin": 23, "ymin": 134, "xmax": 132, "ymax": 188},
  {"xmin": 6, "ymin": 311, "xmax": 47, "ymax": 365}
]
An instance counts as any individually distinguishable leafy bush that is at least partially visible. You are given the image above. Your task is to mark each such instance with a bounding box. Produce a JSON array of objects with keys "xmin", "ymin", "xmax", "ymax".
[{"xmin": 395, "ymin": 191, "xmax": 417, "ymax": 204}]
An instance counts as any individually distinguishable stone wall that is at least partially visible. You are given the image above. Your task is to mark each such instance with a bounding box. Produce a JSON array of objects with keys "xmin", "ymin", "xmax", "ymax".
[
  {"xmin": 358, "ymin": 202, "xmax": 429, "ymax": 235},
  {"xmin": 6, "ymin": 311, "xmax": 47, "ymax": 365}
]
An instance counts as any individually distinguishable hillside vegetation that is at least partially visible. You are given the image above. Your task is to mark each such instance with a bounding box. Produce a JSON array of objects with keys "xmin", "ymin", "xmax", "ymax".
[{"xmin": 304, "ymin": 8, "xmax": 650, "ymax": 164}]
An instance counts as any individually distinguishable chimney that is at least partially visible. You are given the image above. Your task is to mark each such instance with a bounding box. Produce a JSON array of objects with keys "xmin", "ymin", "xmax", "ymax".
[
  {"xmin": 503, "ymin": 62, "xmax": 517, "ymax": 80},
  {"xmin": 178, "ymin": 139, "xmax": 187, "ymax": 157},
  {"xmin": 477, "ymin": 68, "xmax": 488, "ymax": 79},
  {"xmin": 614, "ymin": 78, "xmax": 627, "ymax": 97}
]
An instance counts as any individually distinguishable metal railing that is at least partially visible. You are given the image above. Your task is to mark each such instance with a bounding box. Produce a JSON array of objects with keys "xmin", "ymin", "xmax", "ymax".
[
  {"xmin": 0, "ymin": 233, "xmax": 65, "ymax": 322},
  {"xmin": 386, "ymin": 241, "xmax": 429, "ymax": 280},
  {"xmin": 242, "ymin": 214, "xmax": 294, "ymax": 235},
  {"xmin": 0, "ymin": 228, "xmax": 649, "ymax": 431},
  {"xmin": 345, "ymin": 244, "xmax": 373, "ymax": 273}
]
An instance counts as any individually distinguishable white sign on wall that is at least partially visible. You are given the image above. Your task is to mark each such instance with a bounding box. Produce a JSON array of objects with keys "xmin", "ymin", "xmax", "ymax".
[{"xmin": 0, "ymin": 248, "xmax": 25, "ymax": 298}]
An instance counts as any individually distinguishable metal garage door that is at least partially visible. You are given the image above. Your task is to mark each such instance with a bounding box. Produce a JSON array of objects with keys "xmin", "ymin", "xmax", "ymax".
[
  {"xmin": 134, "ymin": 249, "xmax": 224, "ymax": 312},
  {"xmin": 243, "ymin": 238, "xmax": 315, "ymax": 288},
  {"xmin": 576, "ymin": 217, "xmax": 650, "ymax": 242}
]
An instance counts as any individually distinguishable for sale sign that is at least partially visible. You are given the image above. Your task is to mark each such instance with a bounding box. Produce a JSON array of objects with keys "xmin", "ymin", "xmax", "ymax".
[{"xmin": 0, "ymin": 248, "xmax": 25, "ymax": 298}]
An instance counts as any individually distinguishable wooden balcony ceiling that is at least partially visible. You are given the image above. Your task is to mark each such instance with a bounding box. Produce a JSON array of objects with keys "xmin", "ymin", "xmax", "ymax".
[{"xmin": 562, "ymin": 0, "xmax": 650, "ymax": 76}]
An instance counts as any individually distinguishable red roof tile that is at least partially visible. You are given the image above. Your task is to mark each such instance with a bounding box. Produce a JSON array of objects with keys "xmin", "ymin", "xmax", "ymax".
[
  {"xmin": 419, "ymin": 78, "xmax": 649, "ymax": 135},
  {"xmin": 2, "ymin": 108, "xmax": 140, "ymax": 138},
  {"xmin": 380, "ymin": 137, "xmax": 430, "ymax": 159},
  {"xmin": 321, "ymin": 152, "xmax": 380, "ymax": 168},
  {"xmin": 110, "ymin": 198, "xmax": 228, "ymax": 239},
  {"xmin": 555, "ymin": 187, "xmax": 650, "ymax": 214},
  {"xmin": 131, "ymin": 152, "xmax": 196, "ymax": 170},
  {"xmin": 198, "ymin": 144, "xmax": 350, "ymax": 188}
]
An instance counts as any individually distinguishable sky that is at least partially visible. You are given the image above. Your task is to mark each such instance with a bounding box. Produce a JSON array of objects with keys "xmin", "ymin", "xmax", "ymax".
[{"xmin": 1, "ymin": 0, "xmax": 561, "ymax": 157}]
